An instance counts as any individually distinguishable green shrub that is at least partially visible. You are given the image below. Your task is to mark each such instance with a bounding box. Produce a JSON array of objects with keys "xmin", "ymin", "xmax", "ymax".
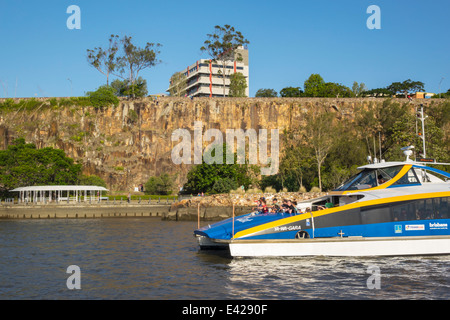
[
  {"xmin": 86, "ymin": 85, "xmax": 119, "ymax": 109},
  {"xmin": 210, "ymin": 178, "xmax": 238, "ymax": 194}
]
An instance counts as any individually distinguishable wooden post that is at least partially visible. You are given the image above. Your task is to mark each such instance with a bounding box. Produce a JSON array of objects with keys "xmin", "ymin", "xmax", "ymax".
[
  {"xmin": 197, "ymin": 202, "xmax": 200, "ymax": 229},
  {"xmin": 232, "ymin": 203, "xmax": 235, "ymax": 239}
]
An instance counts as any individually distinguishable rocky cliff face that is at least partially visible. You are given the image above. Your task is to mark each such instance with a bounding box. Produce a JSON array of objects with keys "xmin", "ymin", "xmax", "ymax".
[{"xmin": 0, "ymin": 97, "xmax": 440, "ymax": 192}]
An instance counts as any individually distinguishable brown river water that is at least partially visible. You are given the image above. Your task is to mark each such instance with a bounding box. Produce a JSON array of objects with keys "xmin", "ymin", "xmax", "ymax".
[{"xmin": 0, "ymin": 217, "xmax": 449, "ymax": 300}]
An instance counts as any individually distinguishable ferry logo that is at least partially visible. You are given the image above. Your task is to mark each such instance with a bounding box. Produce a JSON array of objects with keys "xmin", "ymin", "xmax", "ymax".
[
  {"xmin": 394, "ymin": 225, "xmax": 402, "ymax": 234},
  {"xmin": 405, "ymin": 224, "xmax": 425, "ymax": 231},
  {"xmin": 429, "ymin": 222, "xmax": 448, "ymax": 230},
  {"xmin": 236, "ymin": 216, "xmax": 253, "ymax": 223}
]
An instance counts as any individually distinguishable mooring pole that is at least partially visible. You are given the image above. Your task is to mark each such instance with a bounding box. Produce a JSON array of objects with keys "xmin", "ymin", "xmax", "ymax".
[
  {"xmin": 232, "ymin": 203, "xmax": 235, "ymax": 239},
  {"xmin": 197, "ymin": 202, "xmax": 200, "ymax": 229}
]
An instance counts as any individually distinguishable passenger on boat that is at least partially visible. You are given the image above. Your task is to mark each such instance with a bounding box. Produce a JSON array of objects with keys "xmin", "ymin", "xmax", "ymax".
[
  {"xmin": 395, "ymin": 208, "xmax": 408, "ymax": 221},
  {"xmin": 253, "ymin": 197, "xmax": 269, "ymax": 214},
  {"xmin": 292, "ymin": 200, "xmax": 298, "ymax": 213},
  {"xmin": 259, "ymin": 197, "xmax": 269, "ymax": 214},
  {"xmin": 281, "ymin": 199, "xmax": 289, "ymax": 213},
  {"xmin": 283, "ymin": 200, "xmax": 297, "ymax": 214},
  {"xmin": 378, "ymin": 175, "xmax": 387, "ymax": 185},
  {"xmin": 271, "ymin": 198, "xmax": 280, "ymax": 213}
]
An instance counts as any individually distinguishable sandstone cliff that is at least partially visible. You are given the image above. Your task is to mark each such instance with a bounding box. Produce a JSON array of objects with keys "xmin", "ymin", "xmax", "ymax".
[{"xmin": 0, "ymin": 97, "xmax": 440, "ymax": 192}]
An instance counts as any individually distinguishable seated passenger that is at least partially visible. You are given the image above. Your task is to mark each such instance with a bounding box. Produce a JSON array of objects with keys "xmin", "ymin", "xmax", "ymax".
[
  {"xmin": 286, "ymin": 200, "xmax": 297, "ymax": 214},
  {"xmin": 377, "ymin": 175, "xmax": 387, "ymax": 185},
  {"xmin": 260, "ymin": 198, "xmax": 268, "ymax": 214},
  {"xmin": 271, "ymin": 198, "xmax": 280, "ymax": 213}
]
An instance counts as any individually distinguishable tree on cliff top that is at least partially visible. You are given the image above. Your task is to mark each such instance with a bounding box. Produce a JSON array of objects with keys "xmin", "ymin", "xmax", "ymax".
[
  {"xmin": 87, "ymin": 34, "xmax": 120, "ymax": 86},
  {"xmin": 86, "ymin": 85, "xmax": 119, "ymax": 108},
  {"xmin": 303, "ymin": 74, "xmax": 325, "ymax": 97},
  {"xmin": 229, "ymin": 72, "xmax": 247, "ymax": 97},
  {"xmin": 116, "ymin": 36, "xmax": 162, "ymax": 98},
  {"xmin": 386, "ymin": 79, "xmax": 425, "ymax": 97},
  {"xmin": 303, "ymin": 74, "xmax": 353, "ymax": 98},
  {"xmin": 168, "ymin": 72, "xmax": 187, "ymax": 97},
  {"xmin": 0, "ymin": 139, "xmax": 82, "ymax": 195},
  {"xmin": 255, "ymin": 88, "xmax": 278, "ymax": 97},
  {"xmin": 88, "ymin": 35, "xmax": 161, "ymax": 98},
  {"xmin": 200, "ymin": 25, "xmax": 249, "ymax": 97}
]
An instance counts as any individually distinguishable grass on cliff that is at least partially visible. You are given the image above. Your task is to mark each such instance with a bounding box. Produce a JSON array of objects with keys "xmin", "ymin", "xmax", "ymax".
[
  {"xmin": 0, "ymin": 87, "xmax": 119, "ymax": 112},
  {"xmin": 0, "ymin": 97, "xmax": 92, "ymax": 112}
]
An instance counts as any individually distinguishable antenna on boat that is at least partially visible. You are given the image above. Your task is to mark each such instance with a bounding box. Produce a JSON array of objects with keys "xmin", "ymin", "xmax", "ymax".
[
  {"xmin": 401, "ymin": 146, "xmax": 414, "ymax": 162},
  {"xmin": 417, "ymin": 104, "xmax": 428, "ymax": 158},
  {"xmin": 373, "ymin": 136, "xmax": 378, "ymax": 164}
]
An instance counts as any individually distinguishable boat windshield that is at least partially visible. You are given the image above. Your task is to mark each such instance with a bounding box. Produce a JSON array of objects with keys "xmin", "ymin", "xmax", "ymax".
[{"xmin": 334, "ymin": 166, "xmax": 403, "ymax": 191}]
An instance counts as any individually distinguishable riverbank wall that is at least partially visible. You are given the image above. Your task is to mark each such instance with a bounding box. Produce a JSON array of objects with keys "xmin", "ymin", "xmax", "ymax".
[
  {"xmin": 0, "ymin": 204, "xmax": 253, "ymax": 221},
  {"xmin": 0, "ymin": 191, "xmax": 325, "ymax": 220}
]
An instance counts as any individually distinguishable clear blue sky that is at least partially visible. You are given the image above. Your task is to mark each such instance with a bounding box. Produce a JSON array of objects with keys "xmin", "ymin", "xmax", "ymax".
[{"xmin": 0, "ymin": 0, "xmax": 449, "ymax": 98}]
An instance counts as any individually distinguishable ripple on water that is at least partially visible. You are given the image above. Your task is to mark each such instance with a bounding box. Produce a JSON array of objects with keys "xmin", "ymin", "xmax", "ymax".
[{"xmin": 0, "ymin": 218, "xmax": 449, "ymax": 299}]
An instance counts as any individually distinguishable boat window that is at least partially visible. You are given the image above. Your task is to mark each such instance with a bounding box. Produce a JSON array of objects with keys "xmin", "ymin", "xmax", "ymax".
[
  {"xmin": 439, "ymin": 198, "xmax": 449, "ymax": 219},
  {"xmin": 380, "ymin": 166, "xmax": 403, "ymax": 179},
  {"xmin": 334, "ymin": 169, "xmax": 377, "ymax": 191},
  {"xmin": 334, "ymin": 166, "xmax": 404, "ymax": 191},
  {"xmin": 390, "ymin": 168, "xmax": 420, "ymax": 187},
  {"xmin": 349, "ymin": 170, "xmax": 377, "ymax": 190},
  {"xmin": 375, "ymin": 166, "xmax": 404, "ymax": 186},
  {"xmin": 413, "ymin": 167, "xmax": 449, "ymax": 183},
  {"xmin": 392, "ymin": 201, "xmax": 417, "ymax": 221}
]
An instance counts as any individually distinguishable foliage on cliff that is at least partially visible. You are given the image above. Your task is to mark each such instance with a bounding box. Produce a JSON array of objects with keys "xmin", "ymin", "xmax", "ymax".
[
  {"xmin": 145, "ymin": 173, "xmax": 175, "ymax": 195},
  {"xmin": 182, "ymin": 144, "xmax": 259, "ymax": 194},
  {"xmin": 0, "ymin": 139, "xmax": 108, "ymax": 195},
  {"xmin": 86, "ymin": 85, "xmax": 119, "ymax": 108},
  {"xmin": 0, "ymin": 139, "xmax": 82, "ymax": 194},
  {"xmin": 261, "ymin": 99, "xmax": 450, "ymax": 192}
]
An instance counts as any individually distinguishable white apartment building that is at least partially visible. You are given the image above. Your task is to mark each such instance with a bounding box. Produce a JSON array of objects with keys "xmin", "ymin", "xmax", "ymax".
[{"xmin": 168, "ymin": 46, "xmax": 249, "ymax": 97}]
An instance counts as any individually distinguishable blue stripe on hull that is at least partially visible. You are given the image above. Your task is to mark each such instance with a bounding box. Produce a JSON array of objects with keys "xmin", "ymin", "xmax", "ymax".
[{"xmin": 242, "ymin": 219, "xmax": 450, "ymax": 240}]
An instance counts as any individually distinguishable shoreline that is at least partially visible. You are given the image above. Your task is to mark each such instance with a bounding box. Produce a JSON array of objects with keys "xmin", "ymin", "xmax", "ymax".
[
  {"xmin": 0, "ymin": 203, "xmax": 252, "ymax": 221},
  {"xmin": 0, "ymin": 192, "xmax": 327, "ymax": 220}
]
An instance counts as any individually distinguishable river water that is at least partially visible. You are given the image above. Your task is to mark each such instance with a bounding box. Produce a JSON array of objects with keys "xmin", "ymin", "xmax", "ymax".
[{"xmin": 0, "ymin": 218, "xmax": 449, "ymax": 300}]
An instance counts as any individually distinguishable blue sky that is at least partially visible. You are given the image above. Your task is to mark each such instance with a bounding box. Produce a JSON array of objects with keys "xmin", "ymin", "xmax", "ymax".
[{"xmin": 0, "ymin": 0, "xmax": 449, "ymax": 98}]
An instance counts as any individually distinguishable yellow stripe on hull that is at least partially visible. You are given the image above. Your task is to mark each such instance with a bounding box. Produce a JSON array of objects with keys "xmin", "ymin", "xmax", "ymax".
[{"xmin": 233, "ymin": 191, "xmax": 450, "ymax": 239}]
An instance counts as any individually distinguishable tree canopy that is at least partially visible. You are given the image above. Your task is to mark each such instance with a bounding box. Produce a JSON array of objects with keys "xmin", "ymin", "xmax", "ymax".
[
  {"xmin": 87, "ymin": 35, "xmax": 161, "ymax": 98},
  {"xmin": 229, "ymin": 72, "xmax": 247, "ymax": 97},
  {"xmin": 0, "ymin": 139, "xmax": 82, "ymax": 194},
  {"xmin": 386, "ymin": 79, "xmax": 425, "ymax": 96},
  {"xmin": 182, "ymin": 144, "xmax": 259, "ymax": 194},
  {"xmin": 255, "ymin": 88, "xmax": 278, "ymax": 97},
  {"xmin": 200, "ymin": 25, "xmax": 249, "ymax": 97}
]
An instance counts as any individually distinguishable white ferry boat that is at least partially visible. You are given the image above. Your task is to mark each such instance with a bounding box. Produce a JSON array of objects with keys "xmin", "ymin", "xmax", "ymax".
[{"xmin": 195, "ymin": 148, "xmax": 450, "ymax": 257}]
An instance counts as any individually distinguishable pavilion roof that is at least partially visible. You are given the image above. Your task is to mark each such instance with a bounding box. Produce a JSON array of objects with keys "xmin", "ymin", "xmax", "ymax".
[{"xmin": 11, "ymin": 185, "xmax": 108, "ymax": 192}]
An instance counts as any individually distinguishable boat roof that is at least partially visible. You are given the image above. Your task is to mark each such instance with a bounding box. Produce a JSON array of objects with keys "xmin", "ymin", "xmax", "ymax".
[{"xmin": 358, "ymin": 161, "xmax": 412, "ymax": 170}]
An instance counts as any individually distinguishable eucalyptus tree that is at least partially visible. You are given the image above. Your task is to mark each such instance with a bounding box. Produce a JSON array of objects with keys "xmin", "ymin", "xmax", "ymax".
[
  {"xmin": 117, "ymin": 36, "xmax": 162, "ymax": 98},
  {"xmin": 229, "ymin": 72, "xmax": 247, "ymax": 97},
  {"xmin": 200, "ymin": 25, "xmax": 249, "ymax": 97},
  {"xmin": 86, "ymin": 34, "xmax": 120, "ymax": 86},
  {"xmin": 168, "ymin": 72, "xmax": 187, "ymax": 97}
]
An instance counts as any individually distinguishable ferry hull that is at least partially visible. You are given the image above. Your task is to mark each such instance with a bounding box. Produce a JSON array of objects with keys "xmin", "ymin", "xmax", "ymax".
[
  {"xmin": 196, "ymin": 235, "xmax": 229, "ymax": 250},
  {"xmin": 229, "ymin": 236, "xmax": 450, "ymax": 257}
]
